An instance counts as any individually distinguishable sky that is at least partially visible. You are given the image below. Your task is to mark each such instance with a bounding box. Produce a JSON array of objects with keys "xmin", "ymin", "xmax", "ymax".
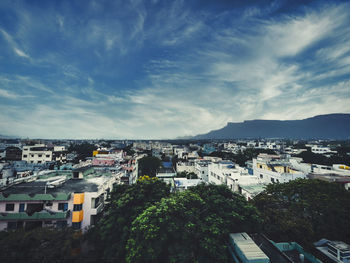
[{"xmin": 0, "ymin": 0, "xmax": 350, "ymax": 139}]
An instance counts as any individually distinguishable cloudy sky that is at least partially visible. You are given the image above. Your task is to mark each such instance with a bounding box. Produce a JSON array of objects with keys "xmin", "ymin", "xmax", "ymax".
[{"xmin": 0, "ymin": 0, "xmax": 350, "ymax": 139}]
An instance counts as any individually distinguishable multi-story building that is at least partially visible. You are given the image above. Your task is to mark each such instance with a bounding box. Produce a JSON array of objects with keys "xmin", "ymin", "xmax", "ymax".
[
  {"xmin": 253, "ymin": 154, "xmax": 306, "ymax": 184},
  {"xmin": 0, "ymin": 169, "xmax": 119, "ymax": 231},
  {"xmin": 195, "ymin": 160, "xmax": 210, "ymax": 182},
  {"xmin": 176, "ymin": 161, "xmax": 196, "ymax": 173},
  {"xmin": 22, "ymin": 144, "xmax": 67, "ymax": 164}
]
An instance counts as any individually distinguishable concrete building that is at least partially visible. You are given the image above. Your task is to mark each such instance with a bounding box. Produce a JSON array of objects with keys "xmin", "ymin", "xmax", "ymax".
[
  {"xmin": 315, "ymin": 239, "xmax": 350, "ymax": 262},
  {"xmin": 176, "ymin": 161, "xmax": 196, "ymax": 173},
  {"xmin": 195, "ymin": 160, "xmax": 210, "ymax": 182},
  {"xmin": 253, "ymin": 154, "xmax": 306, "ymax": 184},
  {"xmin": 229, "ymin": 233, "xmax": 321, "ymax": 263},
  {"xmin": 22, "ymin": 144, "xmax": 67, "ymax": 164},
  {"xmin": 0, "ymin": 169, "xmax": 119, "ymax": 231}
]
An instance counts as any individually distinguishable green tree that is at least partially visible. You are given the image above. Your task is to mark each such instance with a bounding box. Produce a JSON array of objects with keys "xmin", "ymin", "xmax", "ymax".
[
  {"xmin": 68, "ymin": 142, "xmax": 97, "ymax": 163},
  {"xmin": 126, "ymin": 184, "xmax": 261, "ymax": 263},
  {"xmin": 253, "ymin": 179, "xmax": 350, "ymax": 248},
  {"xmin": 91, "ymin": 178, "xmax": 170, "ymax": 263},
  {"xmin": 138, "ymin": 156, "xmax": 162, "ymax": 177},
  {"xmin": 0, "ymin": 228, "xmax": 81, "ymax": 263}
]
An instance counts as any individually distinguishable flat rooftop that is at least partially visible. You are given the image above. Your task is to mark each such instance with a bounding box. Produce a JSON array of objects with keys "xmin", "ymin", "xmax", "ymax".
[{"xmin": 1, "ymin": 174, "xmax": 113, "ymax": 196}]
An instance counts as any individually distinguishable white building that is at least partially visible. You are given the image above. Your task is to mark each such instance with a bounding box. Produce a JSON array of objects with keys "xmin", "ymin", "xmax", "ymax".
[
  {"xmin": 0, "ymin": 169, "xmax": 119, "ymax": 231},
  {"xmin": 176, "ymin": 161, "xmax": 196, "ymax": 173},
  {"xmin": 311, "ymin": 145, "xmax": 335, "ymax": 154},
  {"xmin": 253, "ymin": 154, "xmax": 306, "ymax": 184},
  {"xmin": 195, "ymin": 160, "xmax": 210, "ymax": 182},
  {"xmin": 22, "ymin": 144, "xmax": 67, "ymax": 164}
]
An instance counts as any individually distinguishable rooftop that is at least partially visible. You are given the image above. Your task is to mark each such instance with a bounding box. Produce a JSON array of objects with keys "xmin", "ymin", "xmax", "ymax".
[{"xmin": 0, "ymin": 173, "xmax": 113, "ymax": 198}]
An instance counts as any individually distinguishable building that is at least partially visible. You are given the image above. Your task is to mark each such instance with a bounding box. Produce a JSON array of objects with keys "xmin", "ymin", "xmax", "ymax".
[
  {"xmin": 173, "ymin": 178, "xmax": 203, "ymax": 192},
  {"xmin": 253, "ymin": 154, "xmax": 306, "ymax": 184},
  {"xmin": 176, "ymin": 161, "xmax": 196, "ymax": 173},
  {"xmin": 22, "ymin": 144, "xmax": 67, "ymax": 164},
  {"xmin": 0, "ymin": 169, "xmax": 119, "ymax": 231},
  {"xmin": 195, "ymin": 160, "xmax": 210, "ymax": 182},
  {"xmin": 311, "ymin": 145, "xmax": 336, "ymax": 155},
  {"xmin": 314, "ymin": 238, "xmax": 350, "ymax": 262},
  {"xmin": 229, "ymin": 232, "xmax": 321, "ymax": 263}
]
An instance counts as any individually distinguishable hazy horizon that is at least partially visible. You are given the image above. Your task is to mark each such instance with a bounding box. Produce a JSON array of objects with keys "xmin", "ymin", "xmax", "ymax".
[{"xmin": 1, "ymin": 0, "xmax": 350, "ymax": 139}]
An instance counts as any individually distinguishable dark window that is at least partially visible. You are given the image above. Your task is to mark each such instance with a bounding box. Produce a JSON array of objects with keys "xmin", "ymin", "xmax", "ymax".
[
  {"xmin": 6, "ymin": 203, "xmax": 15, "ymax": 211},
  {"xmin": 73, "ymin": 204, "xmax": 83, "ymax": 211},
  {"xmin": 72, "ymin": 222, "xmax": 81, "ymax": 229},
  {"xmin": 38, "ymin": 161, "xmax": 42, "ymax": 164},
  {"xmin": 38, "ymin": 154, "xmax": 42, "ymax": 157},
  {"xmin": 271, "ymin": 178, "xmax": 275, "ymax": 183},
  {"xmin": 19, "ymin": 203, "xmax": 25, "ymax": 212},
  {"xmin": 45, "ymin": 202, "xmax": 53, "ymax": 206},
  {"xmin": 46, "ymin": 155, "xmax": 50, "ymax": 158},
  {"xmin": 260, "ymin": 174, "xmax": 263, "ymax": 179},
  {"xmin": 17, "ymin": 221, "xmax": 24, "ymax": 229},
  {"xmin": 23, "ymin": 155, "xmax": 27, "ymax": 158},
  {"xmin": 7, "ymin": 222, "xmax": 17, "ymax": 230},
  {"xmin": 57, "ymin": 220, "xmax": 67, "ymax": 228},
  {"xmin": 58, "ymin": 203, "xmax": 68, "ymax": 211}
]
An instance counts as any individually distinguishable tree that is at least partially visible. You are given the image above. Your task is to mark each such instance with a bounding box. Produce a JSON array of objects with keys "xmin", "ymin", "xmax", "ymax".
[
  {"xmin": 0, "ymin": 228, "xmax": 81, "ymax": 263},
  {"xmin": 68, "ymin": 142, "xmax": 97, "ymax": 163},
  {"xmin": 126, "ymin": 184, "xmax": 261, "ymax": 263},
  {"xmin": 90, "ymin": 178, "xmax": 170, "ymax": 263},
  {"xmin": 253, "ymin": 179, "xmax": 350, "ymax": 249},
  {"xmin": 176, "ymin": 171, "xmax": 198, "ymax": 179},
  {"xmin": 138, "ymin": 156, "xmax": 162, "ymax": 177}
]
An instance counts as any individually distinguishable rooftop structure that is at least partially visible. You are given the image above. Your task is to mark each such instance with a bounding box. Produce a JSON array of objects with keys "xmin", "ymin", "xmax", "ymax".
[
  {"xmin": 0, "ymin": 169, "xmax": 119, "ymax": 231},
  {"xmin": 229, "ymin": 233, "xmax": 321, "ymax": 263},
  {"xmin": 315, "ymin": 239, "xmax": 350, "ymax": 262}
]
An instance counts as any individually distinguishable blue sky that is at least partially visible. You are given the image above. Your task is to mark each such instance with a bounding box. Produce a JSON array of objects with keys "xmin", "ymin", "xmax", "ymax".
[{"xmin": 0, "ymin": 0, "xmax": 350, "ymax": 139}]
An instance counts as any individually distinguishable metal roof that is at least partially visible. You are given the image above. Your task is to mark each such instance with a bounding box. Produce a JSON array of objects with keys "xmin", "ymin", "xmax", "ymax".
[{"xmin": 230, "ymin": 232, "xmax": 269, "ymax": 261}]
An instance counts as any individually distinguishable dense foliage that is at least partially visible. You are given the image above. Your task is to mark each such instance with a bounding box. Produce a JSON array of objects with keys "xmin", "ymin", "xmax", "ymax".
[
  {"xmin": 126, "ymin": 184, "xmax": 261, "ymax": 263},
  {"xmin": 0, "ymin": 228, "xmax": 82, "ymax": 263},
  {"xmin": 68, "ymin": 142, "xmax": 97, "ymax": 163},
  {"xmin": 90, "ymin": 177, "xmax": 170, "ymax": 263},
  {"xmin": 209, "ymin": 148, "xmax": 276, "ymax": 166},
  {"xmin": 138, "ymin": 156, "xmax": 162, "ymax": 177},
  {"xmin": 1, "ymin": 179, "xmax": 350, "ymax": 263},
  {"xmin": 295, "ymin": 149, "xmax": 350, "ymax": 166},
  {"xmin": 253, "ymin": 179, "xmax": 350, "ymax": 249}
]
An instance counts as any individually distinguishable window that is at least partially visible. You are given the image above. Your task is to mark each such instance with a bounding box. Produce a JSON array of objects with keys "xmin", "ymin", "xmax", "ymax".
[
  {"xmin": 260, "ymin": 174, "xmax": 263, "ymax": 179},
  {"xmin": 73, "ymin": 204, "xmax": 83, "ymax": 211},
  {"xmin": 31, "ymin": 154, "xmax": 34, "ymax": 157},
  {"xmin": 38, "ymin": 161, "xmax": 42, "ymax": 164},
  {"xmin": 6, "ymin": 203, "xmax": 14, "ymax": 211},
  {"xmin": 19, "ymin": 203, "xmax": 25, "ymax": 212},
  {"xmin": 271, "ymin": 178, "xmax": 275, "ymax": 183},
  {"xmin": 57, "ymin": 220, "xmax": 67, "ymax": 228},
  {"xmin": 46, "ymin": 155, "xmax": 50, "ymax": 158},
  {"xmin": 58, "ymin": 203, "xmax": 68, "ymax": 211},
  {"xmin": 72, "ymin": 222, "xmax": 81, "ymax": 229},
  {"xmin": 202, "ymin": 171, "xmax": 204, "ymax": 174},
  {"xmin": 45, "ymin": 202, "xmax": 53, "ymax": 206},
  {"xmin": 38, "ymin": 154, "xmax": 42, "ymax": 157},
  {"xmin": 7, "ymin": 222, "xmax": 17, "ymax": 230},
  {"xmin": 23, "ymin": 155, "xmax": 27, "ymax": 158}
]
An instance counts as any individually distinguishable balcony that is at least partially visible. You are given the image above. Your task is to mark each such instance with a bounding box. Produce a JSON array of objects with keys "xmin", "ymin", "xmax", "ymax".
[
  {"xmin": 0, "ymin": 210, "xmax": 70, "ymax": 221},
  {"xmin": 91, "ymin": 202, "xmax": 104, "ymax": 215}
]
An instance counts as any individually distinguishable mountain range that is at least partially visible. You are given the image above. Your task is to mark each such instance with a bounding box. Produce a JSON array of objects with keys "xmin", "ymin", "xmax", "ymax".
[{"xmin": 193, "ymin": 114, "xmax": 350, "ymax": 139}]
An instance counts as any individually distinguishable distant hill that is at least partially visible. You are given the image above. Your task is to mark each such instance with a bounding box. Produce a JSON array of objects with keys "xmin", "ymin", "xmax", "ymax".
[{"xmin": 193, "ymin": 114, "xmax": 350, "ymax": 139}]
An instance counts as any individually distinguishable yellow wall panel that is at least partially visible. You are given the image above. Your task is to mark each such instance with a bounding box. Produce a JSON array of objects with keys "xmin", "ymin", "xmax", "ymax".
[
  {"xmin": 72, "ymin": 210, "xmax": 84, "ymax": 222},
  {"xmin": 73, "ymin": 193, "xmax": 85, "ymax": 204}
]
